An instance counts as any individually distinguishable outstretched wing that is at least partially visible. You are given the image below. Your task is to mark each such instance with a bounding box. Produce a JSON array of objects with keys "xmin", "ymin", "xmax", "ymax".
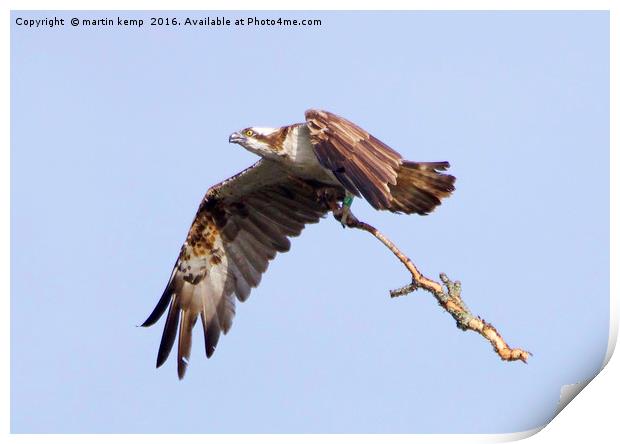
[
  {"xmin": 305, "ymin": 109, "xmax": 455, "ymax": 214},
  {"xmin": 142, "ymin": 159, "xmax": 343, "ymax": 378}
]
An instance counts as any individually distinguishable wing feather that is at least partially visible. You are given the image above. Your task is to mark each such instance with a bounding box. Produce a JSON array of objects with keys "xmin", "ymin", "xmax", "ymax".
[
  {"xmin": 156, "ymin": 293, "xmax": 181, "ymax": 368},
  {"xmin": 246, "ymin": 198, "xmax": 307, "ymax": 233},
  {"xmin": 246, "ymin": 211, "xmax": 291, "ymax": 251},
  {"xmin": 226, "ymin": 258, "xmax": 251, "ymax": 302},
  {"xmin": 141, "ymin": 272, "xmax": 175, "ymax": 327},
  {"xmin": 143, "ymin": 159, "xmax": 344, "ymax": 378},
  {"xmin": 216, "ymin": 293, "xmax": 236, "ymax": 334},
  {"xmin": 177, "ymin": 310, "xmax": 198, "ymax": 379},
  {"xmin": 226, "ymin": 242, "xmax": 261, "ymax": 288},
  {"xmin": 234, "ymin": 217, "xmax": 284, "ymax": 251},
  {"xmin": 305, "ymin": 109, "xmax": 455, "ymax": 214},
  {"xmin": 305, "ymin": 109, "xmax": 399, "ymax": 209}
]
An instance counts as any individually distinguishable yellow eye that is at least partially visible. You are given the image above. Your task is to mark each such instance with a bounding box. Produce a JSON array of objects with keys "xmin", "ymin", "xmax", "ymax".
[{"xmin": 244, "ymin": 129, "xmax": 254, "ymax": 137}]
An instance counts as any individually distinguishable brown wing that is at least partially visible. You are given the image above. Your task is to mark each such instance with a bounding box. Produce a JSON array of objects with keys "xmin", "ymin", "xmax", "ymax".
[
  {"xmin": 142, "ymin": 159, "xmax": 343, "ymax": 378},
  {"xmin": 305, "ymin": 109, "xmax": 455, "ymax": 214}
]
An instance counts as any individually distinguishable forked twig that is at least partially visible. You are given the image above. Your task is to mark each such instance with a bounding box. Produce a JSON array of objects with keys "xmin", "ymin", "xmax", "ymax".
[{"xmin": 335, "ymin": 210, "xmax": 530, "ymax": 363}]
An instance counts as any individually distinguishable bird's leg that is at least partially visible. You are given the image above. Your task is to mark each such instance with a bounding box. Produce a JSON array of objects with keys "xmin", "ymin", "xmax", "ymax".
[
  {"xmin": 315, "ymin": 188, "xmax": 358, "ymax": 228},
  {"xmin": 338, "ymin": 192, "xmax": 355, "ymax": 227},
  {"xmin": 326, "ymin": 192, "xmax": 357, "ymax": 228}
]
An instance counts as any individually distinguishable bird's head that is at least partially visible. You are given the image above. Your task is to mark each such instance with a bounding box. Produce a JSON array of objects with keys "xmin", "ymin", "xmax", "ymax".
[{"xmin": 229, "ymin": 127, "xmax": 285, "ymax": 159}]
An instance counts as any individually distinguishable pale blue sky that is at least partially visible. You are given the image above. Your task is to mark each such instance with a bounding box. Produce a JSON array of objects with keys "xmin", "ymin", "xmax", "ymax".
[{"xmin": 11, "ymin": 11, "xmax": 609, "ymax": 433}]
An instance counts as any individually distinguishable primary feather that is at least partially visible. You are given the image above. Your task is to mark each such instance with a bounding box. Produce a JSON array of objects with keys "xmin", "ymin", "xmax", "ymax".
[{"xmin": 143, "ymin": 160, "xmax": 344, "ymax": 378}]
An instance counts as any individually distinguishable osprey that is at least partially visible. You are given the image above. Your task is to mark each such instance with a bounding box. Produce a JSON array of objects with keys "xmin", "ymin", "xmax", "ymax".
[{"xmin": 142, "ymin": 109, "xmax": 455, "ymax": 378}]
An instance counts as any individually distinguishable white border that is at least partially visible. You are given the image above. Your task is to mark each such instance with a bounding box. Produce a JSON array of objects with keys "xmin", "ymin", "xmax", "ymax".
[{"xmin": 4, "ymin": 1, "xmax": 616, "ymax": 442}]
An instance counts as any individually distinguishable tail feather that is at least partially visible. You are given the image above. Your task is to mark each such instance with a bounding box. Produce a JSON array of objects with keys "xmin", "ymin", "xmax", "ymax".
[{"xmin": 389, "ymin": 161, "xmax": 455, "ymax": 215}]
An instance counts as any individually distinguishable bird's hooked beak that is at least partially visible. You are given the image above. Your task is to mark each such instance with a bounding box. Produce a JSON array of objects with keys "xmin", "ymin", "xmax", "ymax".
[{"xmin": 229, "ymin": 132, "xmax": 246, "ymax": 144}]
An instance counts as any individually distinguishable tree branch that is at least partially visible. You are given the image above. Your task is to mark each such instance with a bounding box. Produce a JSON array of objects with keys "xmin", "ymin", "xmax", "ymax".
[{"xmin": 335, "ymin": 210, "xmax": 530, "ymax": 363}]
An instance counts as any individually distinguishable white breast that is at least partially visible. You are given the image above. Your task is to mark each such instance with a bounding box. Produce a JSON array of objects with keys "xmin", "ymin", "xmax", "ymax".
[{"xmin": 281, "ymin": 125, "xmax": 339, "ymax": 184}]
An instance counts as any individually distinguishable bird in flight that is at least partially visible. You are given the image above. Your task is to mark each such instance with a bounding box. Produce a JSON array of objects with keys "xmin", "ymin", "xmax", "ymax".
[{"xmin": 142, "ymin": 109, "xmax": 456, "ymax": 378}]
